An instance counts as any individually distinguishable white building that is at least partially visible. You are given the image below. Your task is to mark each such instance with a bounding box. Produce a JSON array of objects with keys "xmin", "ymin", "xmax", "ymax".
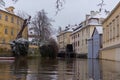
[{"xmin": 70, "ymin": 11, "xmax": 107, "ymax": 57}]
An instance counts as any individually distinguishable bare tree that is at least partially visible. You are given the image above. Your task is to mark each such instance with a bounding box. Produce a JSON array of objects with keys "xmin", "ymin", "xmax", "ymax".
[
  {"xmin": 97, "ymin": 0, "xmax": 106, "ymax": 12},
  {"xmin": 32, "ymin": 10, "xmax": 52, "ymax": 44}
]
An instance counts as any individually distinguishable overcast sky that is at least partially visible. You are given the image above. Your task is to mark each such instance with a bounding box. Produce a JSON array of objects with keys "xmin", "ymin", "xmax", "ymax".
[{"xmin": 4, "ymin": 0, "xmax": 120, "ymax": 30}]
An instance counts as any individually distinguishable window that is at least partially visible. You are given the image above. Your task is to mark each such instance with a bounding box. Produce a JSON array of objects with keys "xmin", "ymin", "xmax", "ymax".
[
  {"xmin": 11, "ymin": 16, "xmax": 14, "ymax": 23},
  {"xmin": 86, "ymin": 39, "xmax": 87, "ymax": 44},
  {"xmin": 103, "ymin": 28, "xmax": 105, "ymax": 43},
  {"xmin": 109, "ymin": 23, "xmax": 112, "ymax": 40},
  {"xmin": 78, "ymin": 33, "xmax": 79, "ymax": 37},
  {"xmin": 5, "ymin": 28, "xmax": 8, "ymax": 34},
  {"xmin": 107, "ymin": 25, "xmax": 109, "ymax": 41},
  {"xmin": 107, "ymin": 25, "xmax": 110, "ymax": 41},
  {"xmin": 116, "ymin": 16, "xmax": 119, "ymax": 37},
  {"xmin": 5, "ymin": 15, "xmax": 8, "ymax": 21},
  {"xmin": 112, "ymin": 20, "xmax": 115, "ymax": 39},
  {"xmin": 0, "ymin": 14, "xmax": 2, "ymax": 19}
]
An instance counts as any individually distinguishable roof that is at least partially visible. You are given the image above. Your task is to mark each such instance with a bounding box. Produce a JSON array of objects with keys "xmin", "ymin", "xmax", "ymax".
[
  {"xmin": 71, "ymin": 13, "xmax": 104, "ymax": 35},
  {"xmin": 57, "ymin": 30, "xmax": 73, "ymax": 37},
  {"xmin": 92, "ymin": 11, "xmax": 108, "ymax": 19},
  {"xmin": 66, "ymin": 28, "xmax": 73, "ymax": 32},
  {"xmin": 0, "ymin": 7, "xmax": 23, "ymax": 20},
  {"xmin": 71, "ymin": 26, "xmax": 82, "ymax": 35},
  {"xmin": 71, "ymin": 22, "xmax": 101, "ymax": 35}
]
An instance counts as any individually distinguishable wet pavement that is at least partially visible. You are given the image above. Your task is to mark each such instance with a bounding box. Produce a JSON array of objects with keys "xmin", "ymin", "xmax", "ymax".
[{"xmin": 0, "ymin": 57, "xmax": 120, "ymax": 80}]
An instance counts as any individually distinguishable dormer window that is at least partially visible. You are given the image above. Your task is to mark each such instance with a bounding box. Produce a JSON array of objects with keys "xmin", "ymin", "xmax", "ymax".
[
  {"xmin": 88, "ymin": 19, "xmax": 98, "ymax": 25},
  {"xmin": 5, "ymin": 6, "xmax": 15, "ymax": 14}
]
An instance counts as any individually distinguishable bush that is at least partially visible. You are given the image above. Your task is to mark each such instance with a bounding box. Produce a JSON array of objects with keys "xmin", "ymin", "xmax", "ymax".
[{"xmin": 40, "ymin": 38, "xmax": 58, "ymax": 59}]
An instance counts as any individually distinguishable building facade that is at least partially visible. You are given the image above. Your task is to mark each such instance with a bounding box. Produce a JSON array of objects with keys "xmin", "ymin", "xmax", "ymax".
[
  {"xmin": 70, "ymin": 11, "xmax": 104, "ymax": 57},
  {"xmin": 0, "ymin": 6, "xmax": 28, "ymax": 50},
  {"xmin": 57, "ymin": 27, "xmax": 73, "ymax": 52},
  {"xmin": 101, "ymin": 2, "xmax": 120, "ymax": 61}
]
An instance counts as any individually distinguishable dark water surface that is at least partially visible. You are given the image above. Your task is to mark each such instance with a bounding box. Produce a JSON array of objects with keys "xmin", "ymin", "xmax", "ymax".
[{"xmin": 0, "ymin": 57, "xmax": 120, "ymax": 80}]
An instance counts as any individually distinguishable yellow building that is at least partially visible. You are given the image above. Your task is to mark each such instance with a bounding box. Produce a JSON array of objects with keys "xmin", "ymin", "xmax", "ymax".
[
  {"xmin": 101, "ymin": 1, "xmax": 120, "ymax": 61},
  {"xmin": 70, "ymin": 11, "xmax": 104, "ymax": 57},
  {"xmin": 57, "ymin": 26, "xmax": 73, "ymax": 52},
  {"xmin": 0, "ymin": 6, "xmax": 28, "ymax": 50}
]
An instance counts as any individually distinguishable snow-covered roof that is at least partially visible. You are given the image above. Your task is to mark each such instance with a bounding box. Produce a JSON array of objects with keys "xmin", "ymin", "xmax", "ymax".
[
  {"xmin": 16, "ymin": 38, "xmax": 28, "ymax": 42},
  {"xmin": 0, "ymin": 7, "xmax": 6, "ymax": 11},
  {"xmin": 92, "ymin": 12, "xmax": 108, "ymax": 19},
  {"xmin": 67, "ymin": 28, "xmax": 73, "ymax": 32},
  {"xmin": 71, "ymin": 27, "xmax": 81, "ymax": 35},
  {"xmin": 95, "ymin": 26, "xmax": 103, "ymax": 34},
  {"xmin": 57, "ymin": 28, "xmax": 73, "ymax": 37},
  {"xmin": 0, "ymin": 7, "xmax": 23, "ymax": 20},
  {"xmin": 89, "ymin": 10, "xmax": 110, "ymax": 19}
]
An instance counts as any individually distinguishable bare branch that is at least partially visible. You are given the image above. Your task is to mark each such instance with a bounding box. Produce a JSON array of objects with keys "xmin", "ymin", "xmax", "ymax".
[
  {"xmin": 32, "ymin": 10, "xmax": 52, "ymax": 42},
  {"xmin": 55, "ymin": 0, "xmax": 65, "ymax": 15},
  {"xmin": 97, "ymin": 0, "xmax": 106, "ymax": 12},
  {"xmin": 12, "ymin": 0, "xmax": 18, "ymax": 3}
]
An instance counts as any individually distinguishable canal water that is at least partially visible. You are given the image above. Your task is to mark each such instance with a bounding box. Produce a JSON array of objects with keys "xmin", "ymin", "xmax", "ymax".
[{"xmin": 0, "ymin": 57, "xmax": 120, "ymax": 80}]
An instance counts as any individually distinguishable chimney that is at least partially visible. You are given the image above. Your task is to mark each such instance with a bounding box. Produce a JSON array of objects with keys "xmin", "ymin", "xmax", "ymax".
[
  {"xmin": 86, "ymin": 14, "xmax": 90, "ymax": 20},
  {"xmin": 5, "ymin": 6, "xmax": 15, "ymax": 14},
  {"xmin": 90, "ymin": 11, "xmax": 95, "ymax": 17},
  {"xmin": 86, "ymin": 14, "xmax": 90, "ymax": 25}
]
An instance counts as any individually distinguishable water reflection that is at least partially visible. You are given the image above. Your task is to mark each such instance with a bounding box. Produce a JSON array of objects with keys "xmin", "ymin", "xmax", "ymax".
[
  {"xmin": 38, "ymin": 58, "xmax": 58, "ymax": 80},
  {"xmin": 0, "ymin": 58, "xmax": 120, "ymax": 80},
  {"xmin": 0, "ymin": 60, "xmax": 14, "ymax": 80},
  {"xmin": 100, "ymin": 60, "xmax": 120, "ymax": 80},
  {"xmin": 88, "ymin": 59, "xmax": 101, "ymax": 80},
  {"xmin": 13, "ymin": 57, "xmax": 28, "ymax": 80}
]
